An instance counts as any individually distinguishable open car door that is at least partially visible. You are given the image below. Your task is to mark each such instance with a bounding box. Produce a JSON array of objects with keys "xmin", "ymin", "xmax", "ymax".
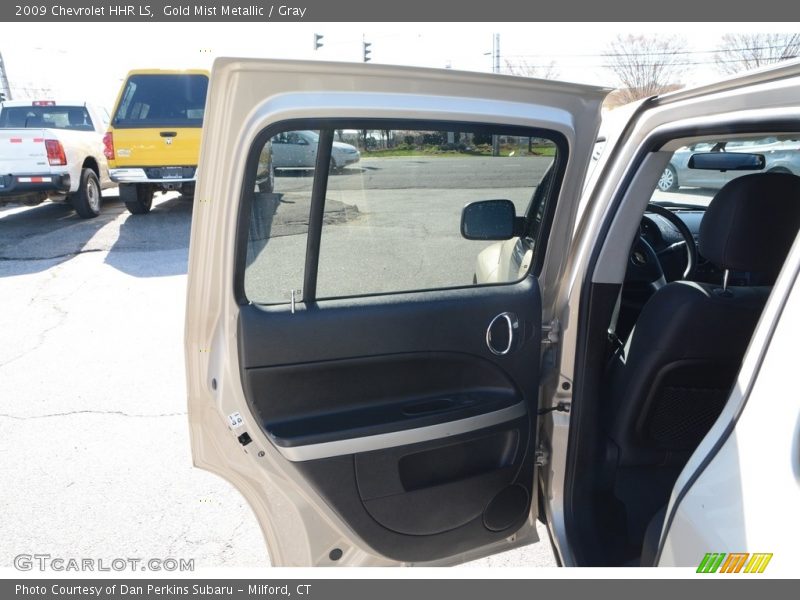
[{"xmin": 186, "ymin": 59, "xmax": 607, "ymax": 566}]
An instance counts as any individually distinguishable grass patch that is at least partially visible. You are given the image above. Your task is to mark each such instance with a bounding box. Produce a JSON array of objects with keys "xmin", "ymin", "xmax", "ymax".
[
  {"xmin": 362, "ymin": 144, "xmax": 556, "ymax": 158},
  {"xmin": 361, "ymin": 147, "xmax": 455, "ymax": 158},
  {"xmin": 528, "ymin": 145, "xmax": 556, "ymax": 157}
]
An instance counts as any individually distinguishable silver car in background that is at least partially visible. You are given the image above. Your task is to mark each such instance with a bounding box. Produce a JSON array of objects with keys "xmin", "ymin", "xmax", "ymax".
[
  {"xmin": 271, "ymin": 130, "xmax": 360, "ymax": 172},
  {"xmin": 657, "ymin": 136, "xmax": 800, "ymax": 191}
]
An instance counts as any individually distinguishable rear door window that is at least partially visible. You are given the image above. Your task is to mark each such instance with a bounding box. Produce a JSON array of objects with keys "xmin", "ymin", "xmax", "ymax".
[
  {"xmin": 112, "ymin": 74, "xmax": 209, "ymax": 128},
  {"xmin": 241, "ymin": 122, "xmax": 563, "ymax": 304},
  {"xmin": 0, "ymin": 106, "xmax": 94, "ymax": 130}
]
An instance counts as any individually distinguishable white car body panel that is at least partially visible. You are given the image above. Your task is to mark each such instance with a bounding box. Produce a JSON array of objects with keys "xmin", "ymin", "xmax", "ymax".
[{"xmin": 657, "ymin": 235, "xmax": 800, "ymax": 572}]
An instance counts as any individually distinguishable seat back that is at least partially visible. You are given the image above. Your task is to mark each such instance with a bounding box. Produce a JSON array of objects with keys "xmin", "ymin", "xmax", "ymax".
[
  {"xmin": 609, "ymin": 172, "xmax": 800, "ymax": 467},
  {"xmin": 609, "ymin": 282, "xmax": 769, "ymax": 465}
]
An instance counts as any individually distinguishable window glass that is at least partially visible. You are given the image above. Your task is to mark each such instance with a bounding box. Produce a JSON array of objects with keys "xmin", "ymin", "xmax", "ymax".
[
  {"xmin": 243, "ymin": 131, "xmax": 319, "ymax": 304},
  {"xmin": 112, "ymin": 74, "xmax": 208, "ymax": 127},
  {"xmin": 653, "ymin": 135, "xmax": 800, "ymax": 206},
  {"xmin": 243, "ymin": 125, "xmax": 559, "ymax": 304},
  {"xmin": 0, "ymin": 106, "xmax": 94, "ymax": 130}
]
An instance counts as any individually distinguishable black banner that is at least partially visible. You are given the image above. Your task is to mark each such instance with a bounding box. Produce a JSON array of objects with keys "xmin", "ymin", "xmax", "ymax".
[
  {"xmin": 3, "ymin": 580, "xmax": 798, "ymax": 600},
  {"xmin": 2, "ymin": 0, "xmax": 800, "ymax": 22}
]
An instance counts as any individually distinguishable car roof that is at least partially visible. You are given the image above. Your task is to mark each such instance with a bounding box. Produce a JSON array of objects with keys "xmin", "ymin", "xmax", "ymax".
[
  {"xmin": 0, "ymin": 100, "xmax": 93, "ymax": 108},
  {"xmin": 656, "ymin": 58, "xmax": 800, "ymax": 104},
  {"xmin": 123, "ymin": 69, "xmax": 210, "ymax": 77}
]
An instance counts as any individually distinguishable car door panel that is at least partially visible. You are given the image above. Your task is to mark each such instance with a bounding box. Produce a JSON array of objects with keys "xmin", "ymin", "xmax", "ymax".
[
  {"xmin": 237, "ymin": 278, "xmax": 540, "ymax": 560},
  {"xmin": 244, "ymin": 352, "xmax": 523, "ymax": 453},
  {"xmin": 188, "ymin": 58, "xmax": 607, "ymax": 565},
  {"xmin": 292, "ymin": 419, "xmax": 533, "ymax": 562},
  {"xmin": 239, "ymin": 280, "xmax": 540, "ymax": 452}
]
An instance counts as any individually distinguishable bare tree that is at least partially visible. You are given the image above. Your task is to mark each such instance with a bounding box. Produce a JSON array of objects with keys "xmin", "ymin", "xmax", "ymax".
[
  {"xmin": 603, "ymin": 34, "xmax": 685, "ymax": 105},
  {"xmin": 503, "ymin": 58, "xmax": 560, "ymax": 80},
  {"xmin": 714, "ymin": 33, "xmax": 800, "ymax": 74}
]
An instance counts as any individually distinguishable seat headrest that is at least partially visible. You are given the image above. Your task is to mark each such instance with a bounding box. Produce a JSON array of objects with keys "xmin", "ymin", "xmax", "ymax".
[{"xmin": 699, "ymin": 172, "xmax": 800, "ymax": 275}]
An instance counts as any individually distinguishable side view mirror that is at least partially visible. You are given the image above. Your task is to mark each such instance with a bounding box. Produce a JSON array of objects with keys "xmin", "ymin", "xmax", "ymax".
[{"xmin": 461, "ymin": 199, "xmax": 519, "ymax": 241}]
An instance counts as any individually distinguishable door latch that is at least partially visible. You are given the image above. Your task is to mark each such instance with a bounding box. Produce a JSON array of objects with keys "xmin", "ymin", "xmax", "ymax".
[
  {"xmin": 535, "ymin": 446, "xmax": 549, "ymax": 466},
  {"xmin": 537, "ymin": 401, "xmax": 571, "ymax": 415},
  {"xmin": 541, "ymin": 318, "xmax": 560, "ymax": 345}
]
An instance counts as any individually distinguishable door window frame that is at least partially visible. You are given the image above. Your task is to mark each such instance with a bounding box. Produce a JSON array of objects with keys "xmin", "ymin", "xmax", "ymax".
[{"xmin": 233, "ymin": 118, "xmax": 569, "ymax": 306}]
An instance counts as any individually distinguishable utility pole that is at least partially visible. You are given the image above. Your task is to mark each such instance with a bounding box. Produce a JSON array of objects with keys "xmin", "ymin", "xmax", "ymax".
[
  {"xmin": 0, "ymin": 51, "xmax": 13, "ymax": 102},
  {"xmin": 361, "ymin": 35, "xmax": 371, "ymax": 150},
  {"xmin": 491, "ymin": 34, "xmax": 500, "ymax": 157},
  {"xmin": 492, "ymin": 33, "xmax": 500, "ymax": 75}
]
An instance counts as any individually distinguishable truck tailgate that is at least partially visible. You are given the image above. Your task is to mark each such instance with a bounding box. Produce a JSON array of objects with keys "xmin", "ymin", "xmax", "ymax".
[
  {"xmin": 111, "ymin": 126, "xmax": 202, "ymax": 167},
  {"xmin": 0, "ymin": 129, "xmax": 51, "ymax": 174}
]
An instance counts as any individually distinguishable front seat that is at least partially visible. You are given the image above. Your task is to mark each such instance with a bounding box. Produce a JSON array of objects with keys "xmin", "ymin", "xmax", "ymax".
[{"xmin": 605, "ymin": 172, "xmax": 800, "ymax": 545}]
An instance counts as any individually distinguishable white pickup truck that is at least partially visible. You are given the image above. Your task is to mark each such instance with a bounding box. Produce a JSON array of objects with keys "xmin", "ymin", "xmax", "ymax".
[{"xmin": 0, "ymin": 100, "xmax": 113, "ymax": 218}]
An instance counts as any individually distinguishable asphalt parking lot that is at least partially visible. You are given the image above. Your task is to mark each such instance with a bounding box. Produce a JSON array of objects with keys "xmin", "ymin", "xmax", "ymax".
[{"xmin": 0, "ymin": 156, "xmax": 558, "ymax": 570}]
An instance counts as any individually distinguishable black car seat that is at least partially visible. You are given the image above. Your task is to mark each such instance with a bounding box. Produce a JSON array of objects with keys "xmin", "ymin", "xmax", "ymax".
[{"xmin": 606, "ymin": 172, "xmax": 800, "ymax": 545}]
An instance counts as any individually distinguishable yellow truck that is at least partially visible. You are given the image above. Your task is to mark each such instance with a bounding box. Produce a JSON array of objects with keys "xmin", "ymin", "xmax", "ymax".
[{"xmin": 103, "ymin": 69, "xmax": 209, "ymax": 214}]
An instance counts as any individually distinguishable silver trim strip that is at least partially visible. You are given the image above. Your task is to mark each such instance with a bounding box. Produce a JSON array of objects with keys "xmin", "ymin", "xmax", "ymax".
[
  {"xmin": 486, "ymin": 312, "xmax": 518, "ymax": 356},
  {"xmin": 275, "ymin": 401, "xmax": 527, "ymax": 462},
  {"xmin": 109, "ymin": 167, "xmax": 196, "ymax": 184}
]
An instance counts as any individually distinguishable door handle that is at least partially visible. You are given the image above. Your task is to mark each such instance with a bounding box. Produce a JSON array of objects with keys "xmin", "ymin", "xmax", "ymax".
[{"xmin": 486, "ymin": 312, "xmax": 519, "ymax": 356}]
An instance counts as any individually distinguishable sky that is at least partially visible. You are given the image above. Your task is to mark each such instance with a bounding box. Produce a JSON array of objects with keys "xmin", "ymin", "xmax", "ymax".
[{"xmin": 1, "ymin": 22, "xmax": 798, "ymax": 110}]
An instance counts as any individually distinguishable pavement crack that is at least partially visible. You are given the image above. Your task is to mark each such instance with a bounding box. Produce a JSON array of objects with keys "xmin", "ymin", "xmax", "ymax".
[
  {"xmin": 0, "ymin": 302, "xmax": 69, "ymax": 368},
  {"xmin": 0, "ymin": 410, "xmax": 187, "ymax": 420},
  {"xmin": 220, "ymin": 519, "xmax": 248, "ymax": 560}
]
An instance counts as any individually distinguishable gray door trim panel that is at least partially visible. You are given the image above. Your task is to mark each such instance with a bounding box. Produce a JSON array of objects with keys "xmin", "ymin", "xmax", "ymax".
[{"xmin": 275, "ymin": 401, "xmax": 528, "ymax": 462}]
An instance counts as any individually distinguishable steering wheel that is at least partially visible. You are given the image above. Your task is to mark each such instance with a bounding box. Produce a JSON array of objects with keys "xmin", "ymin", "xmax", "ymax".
[{"xmin": 627, "ymin": 203, "xmax": 697, "ymax": 291}]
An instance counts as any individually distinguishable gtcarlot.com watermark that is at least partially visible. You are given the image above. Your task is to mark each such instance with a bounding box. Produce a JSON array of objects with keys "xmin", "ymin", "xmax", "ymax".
[{"xmin": 14, "ymin": 554, "xmax": 194, "ymax": 572}]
